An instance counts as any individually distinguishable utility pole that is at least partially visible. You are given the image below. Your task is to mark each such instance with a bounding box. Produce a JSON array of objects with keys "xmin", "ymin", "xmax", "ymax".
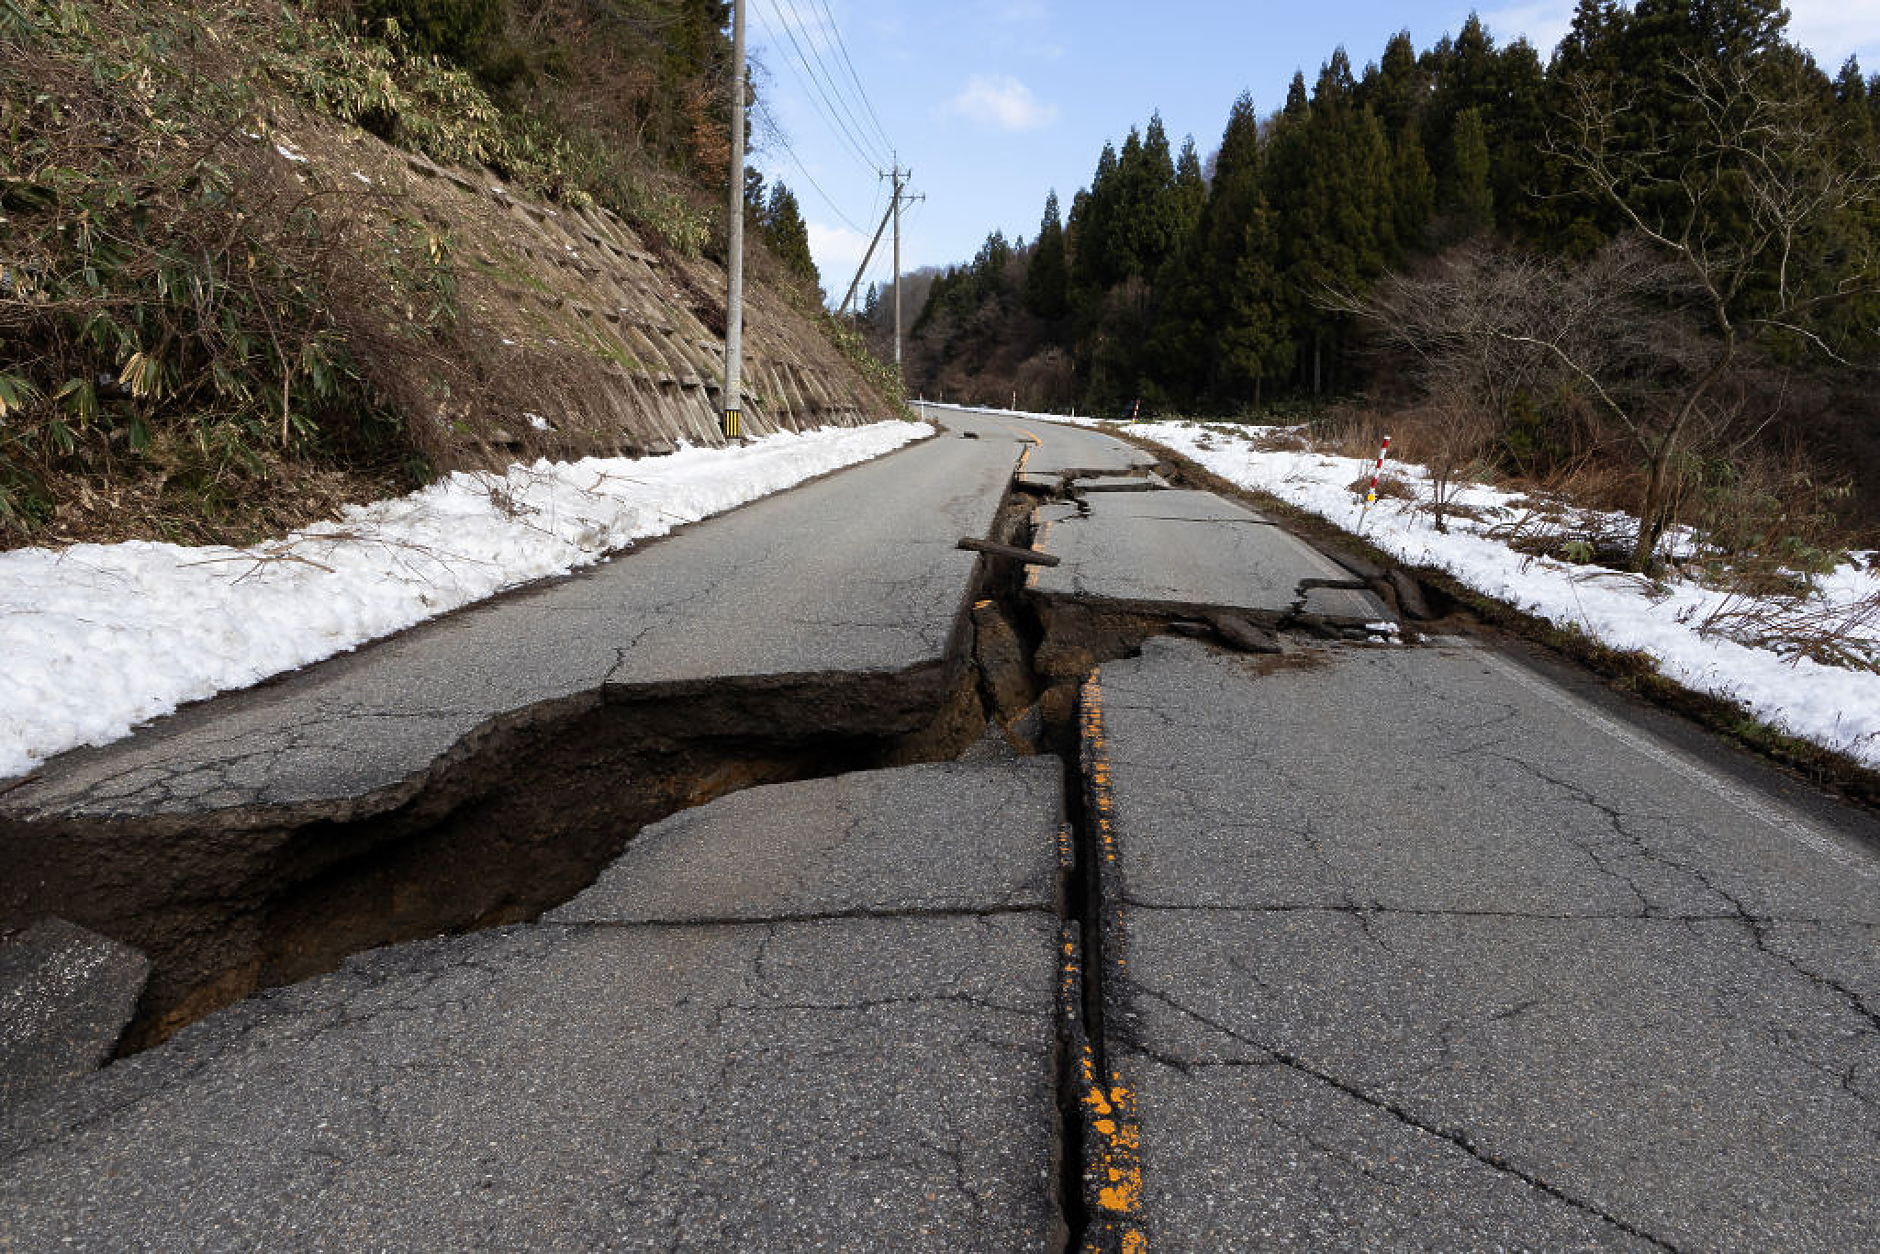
[
  {"xmin": 886, "ymin": 161, "xmax": 923, "ymax": 383},
  {"xmin": 891, "ymin": 160, "xmax": 904, "ymax": 381},
  {"xmin": 721, "ymin": 0, "xmax": 747, "ymax": 440}
]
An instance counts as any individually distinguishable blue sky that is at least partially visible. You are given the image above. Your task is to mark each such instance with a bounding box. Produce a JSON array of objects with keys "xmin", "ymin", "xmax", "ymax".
[{"xmin": 742, "ymin": 0, "xmax": 1880, "ymax": 300}]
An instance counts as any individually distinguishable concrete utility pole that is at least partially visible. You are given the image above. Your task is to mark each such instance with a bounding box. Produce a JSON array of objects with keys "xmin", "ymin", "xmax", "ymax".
[
  {"xmin": 891, "ymin": 160, "xmax": 904, "ymax": 380},
  {"xmin": 721, "ymin": 0, "xmax": 747, "ymax": 440},
  {"xmin": 886, "ymin": 162, "xmax": 924, "ymax": 383}
]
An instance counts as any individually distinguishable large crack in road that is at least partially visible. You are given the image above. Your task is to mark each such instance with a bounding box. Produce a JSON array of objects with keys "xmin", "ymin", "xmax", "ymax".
[
  {"xmin": 5, "ymin": 657, "xmax": 993, "ymax": 1051},
  {"xmin": 13, "ymin": 408, "xmax": 1877, "ymax": 1250}
]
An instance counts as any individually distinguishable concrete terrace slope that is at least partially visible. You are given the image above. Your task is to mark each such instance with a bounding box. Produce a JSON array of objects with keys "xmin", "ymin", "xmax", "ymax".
[
  {"xmin": 263, "ymin": 118, "xmax": 888, "ymax": 457},
  {"xmin": 1084, "ymin": 637, "xmax": 1880, "ymax": 1250},
  {"xmin": 0, "ymin": 761, "xmax": 1069, "ymax": 1251}
]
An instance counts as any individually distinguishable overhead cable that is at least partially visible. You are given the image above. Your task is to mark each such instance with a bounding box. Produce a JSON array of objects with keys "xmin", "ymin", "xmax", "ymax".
[
  {"xmin": 774, "ymin": 0, "xmax": 895, "ymax": 165},
  {"xmin": 804, "ymin": 0, "xmax": 896, "ymax": 156},
  {"xmin": 752, "ymin": 97, "xmax": 869, "ymax": 234},
  {"xmin": 754, "ymin": 0, "xmax": 888, "ymax": 172}
]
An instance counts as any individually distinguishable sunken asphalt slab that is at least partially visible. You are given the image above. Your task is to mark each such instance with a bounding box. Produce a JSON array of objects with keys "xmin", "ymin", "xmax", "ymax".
[
  {"xmin": 1, "ymin": 433, "xmax": 1019, "ymax": 821},
  {"xmin": 0, "ymin": 918, "xmax": 149, "ymax": 1112},
  {"xmin": 0, "ymin": 759, "xmax": 1067, "ymax": 1250},
  {"xmin": 1070, "ymin": 472, "xmax": 1171, "ymax": 493},
  {"xmin": 1086, "ymin": 637, "xmax": 1880, "ymax": 1250},
  {"xmin": 1029, "ymin": 491, "xmax": 1390, "ymax": 624},
  {"xmin": 551, "ymin": 758, "xmax": 1063, "ymax": 923}
]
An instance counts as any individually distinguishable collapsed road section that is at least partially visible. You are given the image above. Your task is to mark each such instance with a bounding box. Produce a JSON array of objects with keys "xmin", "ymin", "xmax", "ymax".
[
  {"xmin": 19, "ymin": 406, "xmax": 1871, "ymax": 1251},
  {"xmin": 0, "ymin": 405, "xmax": 1418, "ymax": 1250},
  {"xmin": 0, "ymin": 430, "xmax": 1028, "ymax": 1049},
  {"xmin": 1, "ymin": 760, "xmax": 1072, "ymax": 1250}
]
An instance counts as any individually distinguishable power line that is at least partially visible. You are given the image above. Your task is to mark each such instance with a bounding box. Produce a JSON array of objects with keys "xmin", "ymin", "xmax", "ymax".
[
  {"xmin": 749, "ymin": 2, "xmax": 879, "ymax": 174},
  {"xmin": 769, "ymin": 0, "xmax": 889, "ymax": 167},
  {"xmin": 752, "ymin": 96, "xmax": 868, "ymax": 234},
  {"xmin": 772, "ymin": 0, "xmax": 893, "ymax": 168},
  {"xmin": 804, "ymin": 0, "xmax": 895, "ymax": 157},
  {"xmin": 753, "ymin": 0, "xmax": 887, "ymax": 173}
]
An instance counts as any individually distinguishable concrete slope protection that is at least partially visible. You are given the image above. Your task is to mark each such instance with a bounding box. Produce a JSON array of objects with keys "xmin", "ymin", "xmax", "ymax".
[
  {"xmin": 0, "ymin": 761, "xmax": 1069, "ymax": 1250},
  {"xmin": 1082, "ymin": 636, "xmax": 1880, "ymax": 1250}
]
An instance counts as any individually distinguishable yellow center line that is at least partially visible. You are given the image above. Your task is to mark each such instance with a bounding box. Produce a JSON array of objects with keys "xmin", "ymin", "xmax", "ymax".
[{"xmin": 1077, "ymin": 674, "xmax": 1146, "ymax": 1251}]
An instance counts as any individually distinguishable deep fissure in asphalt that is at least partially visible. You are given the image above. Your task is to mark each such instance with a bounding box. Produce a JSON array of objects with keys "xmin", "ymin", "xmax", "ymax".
[
  {"xmin": 33, "ymin": 464, "xmax": 1062, "ymax": 1059},
  {"xmin": 15, "ymin": 444, "xmax": 1375, "ymax": 1244},
  {"xmin": 5, "ymin": 662, "xmax": 990, "ymax": 1054},
  {"xmin": 962, "ymin": 489, "xmax": 1153, "ymax": 1252}
]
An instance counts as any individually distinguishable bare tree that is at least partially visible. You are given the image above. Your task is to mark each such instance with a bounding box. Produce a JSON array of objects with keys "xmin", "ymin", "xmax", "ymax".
[
  {"xmin": 1340, "ymin": 236, "xmax": 1754, "ymax": 561},
  {"xmin": 1337, "ymin": 59, "xmax": 1878, "ymax": 571},
  {"xmin": 1552, "ymin": 56, "xmax": 1880, "ymax": 568},
  {"xmin": 1409, "ymin": 383, "xmax": 1500, "ymax": 534}
]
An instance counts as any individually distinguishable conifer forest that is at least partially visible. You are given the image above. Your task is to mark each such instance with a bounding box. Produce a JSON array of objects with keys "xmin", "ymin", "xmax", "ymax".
[{"xmin": 873, "ymin": 2, "xmax": 1880, "ymax": 540}]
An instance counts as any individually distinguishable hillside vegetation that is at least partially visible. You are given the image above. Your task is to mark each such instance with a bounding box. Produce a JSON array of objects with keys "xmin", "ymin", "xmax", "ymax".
[
  {"xmin": 0, "ymin": 0, "xmax": 872, "ymax": 547},
  {"xmin": 889, "ymin": 1, "xmax": 1880, "ymax": 568}
]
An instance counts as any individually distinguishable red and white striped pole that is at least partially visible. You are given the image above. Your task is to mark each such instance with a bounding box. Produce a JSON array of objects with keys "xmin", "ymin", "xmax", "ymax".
[{"xmin": 1358, "ymin": 434, "xmax": 1391, "ymax": 534}]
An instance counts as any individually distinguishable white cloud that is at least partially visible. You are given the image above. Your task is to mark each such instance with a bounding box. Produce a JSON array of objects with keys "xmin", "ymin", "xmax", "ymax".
[
  {"xmin": 1476, "ymin": 2, "xmax": 1574, "ymax": 54},
  {"xmin": 809, "ymin": 221, "xmax": 872, "ymax": 290},
  {"xmin": 1789, "ymin": 0, "xmax": 1880, "ymax": 66},
  {"xmin": 947, "ymin": 74, "xmax": 1058, "ymax": 132}
]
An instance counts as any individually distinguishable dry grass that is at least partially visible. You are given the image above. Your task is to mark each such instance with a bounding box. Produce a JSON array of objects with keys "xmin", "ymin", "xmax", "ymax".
[
  {"xmin": 29, "ymin": 449, "xmax": 407, "ymax": 549},
  {"xmin": 1308, "ymin": 405, "xmax": 1395, "ymax": 460},
  {"xmin": 1345, "ymin": 472, "xmax": 1417, "ymax": 501}
]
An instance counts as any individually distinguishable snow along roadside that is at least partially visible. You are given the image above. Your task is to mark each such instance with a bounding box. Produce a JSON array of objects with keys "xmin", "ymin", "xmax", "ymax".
[
  {"xmin": 922, "ymin": 405, "xmax": 1880, "ymax": 773},
  {"xmin": 0, "ymin": 421, "xmax": 932, "ymax": 780},
  {"xmin": 1123, "ymin": 417, "xmax": 1880, "ymax": 773}
]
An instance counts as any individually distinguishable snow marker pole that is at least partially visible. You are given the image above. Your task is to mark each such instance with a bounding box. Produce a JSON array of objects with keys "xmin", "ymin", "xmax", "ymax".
[{"xmin": 1357, "ymin": 434, "xmax": 1391, "ymax": 534}]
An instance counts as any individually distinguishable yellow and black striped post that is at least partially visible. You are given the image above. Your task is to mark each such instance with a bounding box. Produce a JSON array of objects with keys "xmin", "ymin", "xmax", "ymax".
[{"xmin": 722, "ymin": 408, "xmax": 741, "ymax": 439}]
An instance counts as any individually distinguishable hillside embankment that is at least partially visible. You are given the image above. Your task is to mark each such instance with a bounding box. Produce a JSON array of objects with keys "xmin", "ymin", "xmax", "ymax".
[
  {"xmin": 266, "ymin": 117, "xmax": 891, "ymax": 455},
  {"xmin": 1, "ymin": 0, "xmax": 897, "ymax": 548}
]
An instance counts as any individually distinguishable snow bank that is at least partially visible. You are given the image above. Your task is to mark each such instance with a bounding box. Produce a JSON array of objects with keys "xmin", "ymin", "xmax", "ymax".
[
  {"xmin": 1103, "ymin": 417, "xmax": 1880, "ymax": 771},
  {"xmin": 0, "ymin": 421, "xmax": 930, "ymax": 779}
]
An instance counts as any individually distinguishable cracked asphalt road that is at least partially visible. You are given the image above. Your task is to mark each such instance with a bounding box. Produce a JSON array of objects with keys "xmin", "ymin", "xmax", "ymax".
[
  {"xmin": 0, "ymin": 431, "xmax": 1021, "ymax": 820},
  {"xmin": 1087, "ymin": 636, "xmax": 1880, "ymax": 1250},
  {"xmin": 11, "ymin": 399, "xmax": 1880, "ymax": 1250},
  {"xmin": 919, "ymin": 404, "xmax": 1158, "ymax": 480},
  {"xmin": 1027, "ymin": 492, "xmax": 1388, "ymax": 624},
  {"xmin": 0, "ymin": 761, "xmax": 1067, "ymax": 1250}
]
